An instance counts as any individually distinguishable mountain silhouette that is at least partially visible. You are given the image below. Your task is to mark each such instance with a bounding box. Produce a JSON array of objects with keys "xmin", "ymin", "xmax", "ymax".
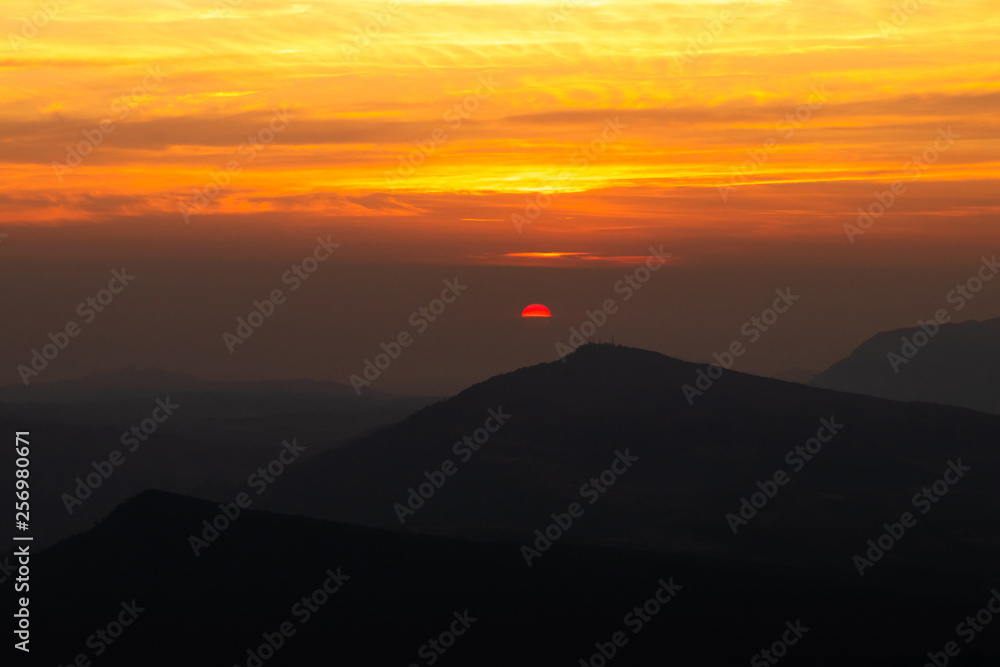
[
  {"xmin": 18, "ymin": 343, "xmax": 1000, "ymax": 664},
  {"xmin": 259, "ymin": 343, "xmax": 1000, "ymax": 581},
  {"xmin": 811, "ymin": 317, "xmax": 1000, "ymax": 414},
  {"xmin": 0, "ymin": 370, "xmax": 433, "ymax": 548},
  {"xmin": 29, "ymin": 489, "xmax": 1000, "ymax": 666}
]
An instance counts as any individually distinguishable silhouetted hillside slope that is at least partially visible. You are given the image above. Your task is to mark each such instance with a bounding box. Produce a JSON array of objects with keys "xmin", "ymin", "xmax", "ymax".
[
  {"xmin": 29, "ymin": 490, "xmax": 1000, "ymax": 666},
  {"xmin": 0, "ymin": 371, "xmax": 433, "ymax": 547},
  {"xmin": 260, "ymin": 343, "xmax": 1000, "ymax": 581},
  {"xmin": 811, "ymin": 317, "xmax": 1000, "ymax": 414}
]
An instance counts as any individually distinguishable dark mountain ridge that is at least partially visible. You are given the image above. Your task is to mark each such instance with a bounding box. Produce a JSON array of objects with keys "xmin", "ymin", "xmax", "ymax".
[
  {"xmin": 260, "ymin": 343, "xmax": 1000, "ymax": 580},
  {"xmin": 811, "ymin": 316, "xmax": 1000, "ymax": 414},
  {"xmin": 28, "ymin": 489, "xmax": 1000, "ymax": 666}
]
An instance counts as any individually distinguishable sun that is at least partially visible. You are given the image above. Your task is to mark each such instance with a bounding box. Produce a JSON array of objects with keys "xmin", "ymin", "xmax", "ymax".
[{"xmin": 521, "ymin": 304, "xmax": 551, "ymax": 318}]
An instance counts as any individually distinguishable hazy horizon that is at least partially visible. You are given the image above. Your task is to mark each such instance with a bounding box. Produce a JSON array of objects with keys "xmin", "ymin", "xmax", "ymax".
[{"xmin": 3, "ymin": 251, "xmax": 999, "ymax": 395}]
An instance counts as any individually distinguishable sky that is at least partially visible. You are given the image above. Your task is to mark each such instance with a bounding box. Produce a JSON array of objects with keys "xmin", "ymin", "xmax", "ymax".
[{"xmin": 1, "ymin": 0, "xmax": 998, "ymax": 393}]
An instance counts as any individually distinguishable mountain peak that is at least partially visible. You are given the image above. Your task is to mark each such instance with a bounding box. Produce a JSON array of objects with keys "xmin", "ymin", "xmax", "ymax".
[{"xmin": 811, "ymin": 316, "xmax": 1000, "ymax": 414}]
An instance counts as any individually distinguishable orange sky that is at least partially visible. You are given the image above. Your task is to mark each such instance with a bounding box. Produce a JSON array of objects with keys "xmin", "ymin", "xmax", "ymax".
[{"xmin": 1, "ymin": 0, "xmax": 998, "ymax": 265}]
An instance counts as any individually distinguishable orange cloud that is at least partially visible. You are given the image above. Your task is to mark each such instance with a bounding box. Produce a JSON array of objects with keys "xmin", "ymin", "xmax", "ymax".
[{"xmin": 0, "ymin": 0, "xmax": 995, "ymax": 263}]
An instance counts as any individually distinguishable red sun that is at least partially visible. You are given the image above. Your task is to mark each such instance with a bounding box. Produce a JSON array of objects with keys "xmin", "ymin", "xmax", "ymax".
[{"xmin": 521, "ymin": 304, "xmax": 552, "ymax": 318}]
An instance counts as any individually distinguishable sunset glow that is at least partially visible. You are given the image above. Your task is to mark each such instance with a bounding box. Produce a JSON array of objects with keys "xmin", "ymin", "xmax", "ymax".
[{"xmin": 1, "ymin": 0, "xmax": 998, "ymax": 264}]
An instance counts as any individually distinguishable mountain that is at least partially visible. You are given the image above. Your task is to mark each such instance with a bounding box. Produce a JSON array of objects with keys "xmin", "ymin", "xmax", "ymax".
[
  {"xmin": 0, "ymin": 370, "xmax": 434, "ymax": 548},
  {"xmin": 810, "ymin": 317, "xmax": 1000, "ymax": 414},
  {"xmin": 27, "ymin": 489, "xmax": 1000, "ymax": 666},
  {"xmin": 767, "ymin": 367, "xmax": 819, "ymax": 384},
  {"xmin": 260, "ymin": 343, "xmax": 1000, "ymax": 581},
  {"xmin": 19, "ymin": 344, "xmax": 1000, "ymax": 665}
]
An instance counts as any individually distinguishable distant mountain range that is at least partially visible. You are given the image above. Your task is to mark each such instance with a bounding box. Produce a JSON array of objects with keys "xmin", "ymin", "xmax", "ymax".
[
  {"xmin": 10, "ymin": 342, "xmax": 1000, "ymax": 664},
  {"xmin": 29, "ymin": 489, "xmax": 998, "ymax": 666},
  {"xmin": 259, "ymin": 343, "xmax": 1000, "ymax": 580},
  {"xmin": 0, "ymin": 369, "xmax": 435, "ymax": 548},
  {"xmin": 811, "ymin": 316, "xmax": 1000, "ymax": 414}
]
